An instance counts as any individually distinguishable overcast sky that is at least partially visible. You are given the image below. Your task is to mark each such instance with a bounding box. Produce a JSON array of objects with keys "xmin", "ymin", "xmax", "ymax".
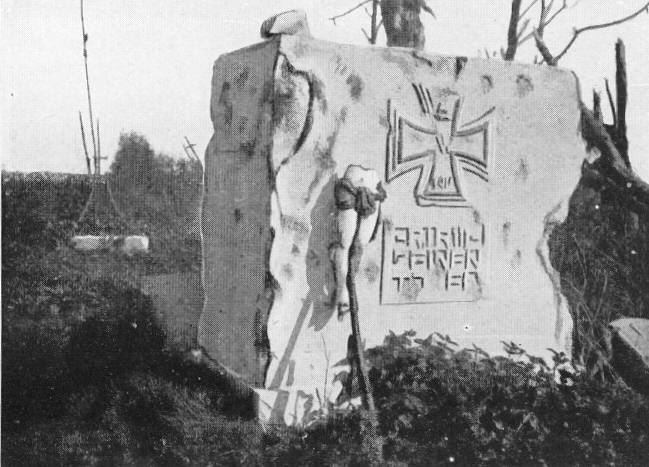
[{"xmin": 2, "ymin": 1, "xmax": 648, "ymax": 179}]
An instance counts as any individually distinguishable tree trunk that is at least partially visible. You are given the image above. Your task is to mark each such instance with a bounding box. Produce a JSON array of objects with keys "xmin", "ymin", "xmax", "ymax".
[
  {"xmin": 613, "ymin": 39, "xmax": 629, "ymax": 166},
  {"xmin": 504, "ymin": 0, "xmax": 522, "ymax": 60},
  {"xmin": 380, "ymin": 0, "xmax": 425, "ymax": 49}
]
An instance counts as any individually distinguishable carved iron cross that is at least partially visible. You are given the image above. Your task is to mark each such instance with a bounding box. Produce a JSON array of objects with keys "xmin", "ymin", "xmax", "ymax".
[{"xmin": 386, "ymin": 83, "xmax": 494, "ymax": 208}]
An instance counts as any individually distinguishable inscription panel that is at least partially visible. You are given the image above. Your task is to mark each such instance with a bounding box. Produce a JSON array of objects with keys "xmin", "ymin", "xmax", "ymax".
[{"xmin": 381, "ymin": 221, "xmax": 485, "ymax": 304}]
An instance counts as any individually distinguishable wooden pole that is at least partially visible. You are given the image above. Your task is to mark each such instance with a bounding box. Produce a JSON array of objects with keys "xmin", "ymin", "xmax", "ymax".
[
  {"xmin": 79, "ymin": 111, "xmax": 91, "ymax": 175},
  {"xmin": 347, "ymin": 223, "xmax": 377, "ymax": 415},
  {"xmin": 183, "ymin": 136, "xmax": 200, "ymax": 162},
  {"xmin": 347, "ymin": 216, "xmax": 382, "ymax": 465},
  {"xmin": 80, "ymin": 0, "xmax": 97, "ymax": 174},
  {"xmin": 96, "ymin": 118, "xmax": 101, "ymax": 174}
]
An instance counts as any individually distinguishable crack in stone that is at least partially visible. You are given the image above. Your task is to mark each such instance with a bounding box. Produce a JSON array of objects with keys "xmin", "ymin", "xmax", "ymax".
[
  {"xmin": 274, "ymin": 53, "xmax": 315, "ymax": 171},
  {"xmin": 536, "ymin": 202, "xmax": 570, "ymax": 344}
]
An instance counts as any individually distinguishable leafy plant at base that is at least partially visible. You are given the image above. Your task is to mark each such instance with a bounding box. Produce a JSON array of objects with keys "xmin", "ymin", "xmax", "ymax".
[{"xmin": 362, "ymin": 331, "xmax": 649, "ymax": 466}]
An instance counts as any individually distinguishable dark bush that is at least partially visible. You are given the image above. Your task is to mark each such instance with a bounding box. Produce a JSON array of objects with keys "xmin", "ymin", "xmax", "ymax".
[
  {"xmin": 64, "ymin": 290, "xmax": 164, "ymax": 388},
  {"xmin": 359, "ymin": 331, "xmax": 649, "ymax": 466},
  {"xmin": 2, "ymin": 175, "xmax": 49, "ymax": 249},
  {"xmin": 1, "ymin": 322, "xmax": 72, "ymax": 426},
  {"xmin": 1, "ymin": 263, "xmax": 165, "ymax": 428},
  {"xmin": 262, "ymin": 413, "xmax": 368, "ymax": 467},
  {"xmin": 2, "ymin": 172, "xmax": 91, "ymax": 253}
]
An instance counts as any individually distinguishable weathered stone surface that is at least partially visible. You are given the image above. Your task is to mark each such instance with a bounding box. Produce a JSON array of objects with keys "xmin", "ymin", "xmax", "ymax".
[
  {"xmin": 199, "ymin": 39, "xmax": 278, "ymax": 387},
  {"xmin": 141, "ymin": 272, "xmax": 203, "ymax": 350},
  {"xmin": 260, "ymin": 10, "xmax": 311, "ymax": 39},
  {"xmin": 199, "ymin": 33, "xmax": 589, "ymax": 424}
]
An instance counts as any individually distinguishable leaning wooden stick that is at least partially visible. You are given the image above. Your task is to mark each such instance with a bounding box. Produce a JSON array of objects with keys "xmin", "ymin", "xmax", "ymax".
[
  {"xmin": 347, "ymin": 215, "xmax": 377, "ymax": 416},
  {"xmin": 333, "ymin": 165, "xmax": 386, "ymax": 464}
]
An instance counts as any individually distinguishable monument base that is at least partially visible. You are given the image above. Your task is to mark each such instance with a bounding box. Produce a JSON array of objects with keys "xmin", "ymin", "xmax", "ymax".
[{"xmin": 254, "ymin": 385, "xmax": 361, "ymax": 427}]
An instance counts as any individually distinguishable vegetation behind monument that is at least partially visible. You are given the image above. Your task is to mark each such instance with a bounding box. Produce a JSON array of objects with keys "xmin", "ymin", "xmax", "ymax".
[{"xmin": 107, "ymin": 132, "xmax": 203, "ymax": 246}]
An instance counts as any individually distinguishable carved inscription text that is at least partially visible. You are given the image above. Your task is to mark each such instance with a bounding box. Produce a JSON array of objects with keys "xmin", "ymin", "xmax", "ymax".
[{"xmin": 381, "ymin": 221, "xmax": 485, "ymax": 304}]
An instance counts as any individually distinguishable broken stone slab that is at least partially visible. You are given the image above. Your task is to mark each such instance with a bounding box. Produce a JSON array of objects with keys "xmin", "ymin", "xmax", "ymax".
[
  {"xmin": 199, "ymin": 26, "xmax": 591, "ymax": 425},
  {"xmin": 71, "ymin": 235, "xmax": 149, "ymax": 255},
  {"xmin": 610, "ymin": 318, "xmax": 649, "ymax": 394},
  {"xmin": 260, "ymin": 9, "xmax": 311, "ymax": 39}
]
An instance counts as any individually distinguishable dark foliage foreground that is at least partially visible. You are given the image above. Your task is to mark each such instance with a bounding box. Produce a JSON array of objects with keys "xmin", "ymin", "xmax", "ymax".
[
  {"xmin": 4, "ymin": 278, "xmax": 648, "ymax": 467},
  {"xmin": 3, "ymin": 168, "xmax": 648, "ymax": 465},
  {"xmin": 1, "ymin": 262, "xmax": 256, "ymax": 465},
  {"xmin": 365, "ymin": 331, "xmax": 649, "ymax": 466}
]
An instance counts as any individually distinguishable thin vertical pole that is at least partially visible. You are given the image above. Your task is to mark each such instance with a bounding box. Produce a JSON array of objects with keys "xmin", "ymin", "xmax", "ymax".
[
  {"xmin": 80, "ymin": 0, "xmax": 97, "ymax": 174},
  {"xmin": 347, "ymin": 217, "xmax": 382, "ymax": 464},
  {"xmin": 79, "ymin": 112, "xmax": 91, "ymax": 175},
  {"xmin": 96, "ymin": 118, "xmax": 101, "ymax": 174}
]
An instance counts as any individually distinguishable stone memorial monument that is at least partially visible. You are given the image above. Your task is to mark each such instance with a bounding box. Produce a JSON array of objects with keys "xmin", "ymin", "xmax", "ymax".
[{"xmin": 198, "ymin": 11, "xmax": 590, "ymax": 425}]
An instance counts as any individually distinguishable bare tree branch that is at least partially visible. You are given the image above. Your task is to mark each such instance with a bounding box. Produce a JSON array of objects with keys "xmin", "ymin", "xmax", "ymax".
[
  {"xmin": 329, "ymin": 0, "xmax": 372, "ymax": 23},
  {"xmin": 421, "ymin": 0, "xmax": 436, "ymax": 18},
  {"xmin": 553, "ymin": 1, "xmax": 649, "ymax": 63},
  {"xmin": 517, "ymin": 18, "xmax": 531, "ymax": 40},
  {"xmin": 545, "ymin": 0, "xmax": 556, "ymax": 15},
  {"xmin": 544, "ymin": 0, "xmax": 568, "ymax": 26},
  {"xmin": 533, "ymin": 29, "xmax": 555, "ymax": 63},
  {"xmin": 504, "ymin": 0, "xmax": 523, "ymax": 60},
  {"xmin": 520, "ymin": 0, "xmax": 540, "ymax": 20},
  {"xmin": 519, "ymin": 0, "xmax": 567, "ymax": 46},
  {"xmin": 538, "ymin": 0, "xmax": 548, "ymax": 36},
  {"xmin": 604, "ymin": 78, "xmax": 617, "ymax": 128},
  {"xmin": 331, "ymin": 0, "xmax": 382, "ymax": 45}
]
